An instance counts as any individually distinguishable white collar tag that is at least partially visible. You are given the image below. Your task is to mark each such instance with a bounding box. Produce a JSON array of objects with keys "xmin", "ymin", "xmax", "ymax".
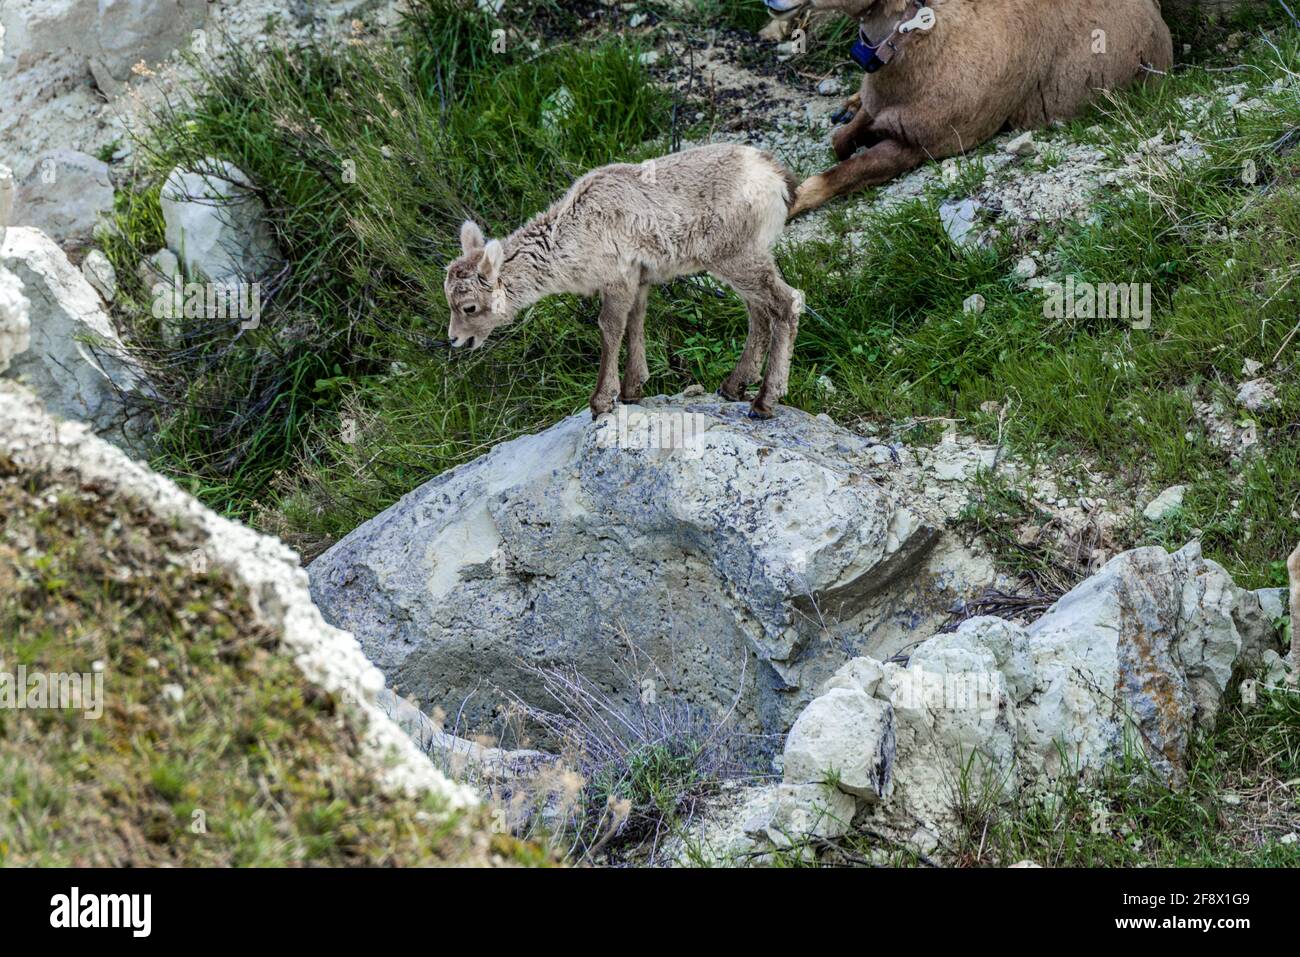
[{"xmin": 899, "ymin": 7, "xmax": 936, "ymax": 33}]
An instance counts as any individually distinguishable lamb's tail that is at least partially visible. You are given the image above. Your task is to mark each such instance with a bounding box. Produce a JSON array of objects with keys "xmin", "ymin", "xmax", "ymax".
[{"xmin": 757, "ymin": 149, "xmax": 801, "ymax": 214}]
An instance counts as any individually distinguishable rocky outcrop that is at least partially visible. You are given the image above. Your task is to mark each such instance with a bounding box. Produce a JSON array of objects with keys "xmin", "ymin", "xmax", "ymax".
[
  {"xmin": 10, "ymin": 149, "xmax": 114, "ymax": 246},
  {"xmin": 0, "ymin": 165, "xmax": 14, "ymax": 249},
  {"xmin": 0, "ymin": 0, "xmax": 208, "ymax": 91},
  {"xmin": 688, "ymin": 541, "xmax": 1283, "ymax": 860},
  {"xmin": 309, "ymin": 394, "xmax": 1006, "ymax": 740},
  {"xmin": 0, "ymin": 176, "xmax": 27, "ymax": 375},
  {"xmin": 0, "ymin": 227, "xmax": 146, "ymax": 446},
  {"xmin": 160, "ymin": 158, "xmax": 282, "ymax": 285},
  {"xmin": 0, "ymin": 377, "xmax": 474, "ymax": 810}
]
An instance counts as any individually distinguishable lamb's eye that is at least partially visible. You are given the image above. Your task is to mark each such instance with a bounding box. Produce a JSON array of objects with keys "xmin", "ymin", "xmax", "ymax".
[{"xmin": 463, "ymin": 304, "xmax": 478, "ymax": 315}]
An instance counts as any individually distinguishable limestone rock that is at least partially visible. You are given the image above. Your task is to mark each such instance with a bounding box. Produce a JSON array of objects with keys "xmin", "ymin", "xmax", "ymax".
[
  {"xmin": 0, "ymin": 227, "xmax": 144, "ymax": 445},
  {"xmin": 0, "ymin": 267, "xmax": 30, "ymax": 375},
  {"xmin": 1017, "ymin": 543, "xmax": 1243, "ymax": 780},
  {"xmin": 1235, "ymin": 377, "xmax": 1276, "ymax": 413},
  {"xmin": 308, "ymin": 396, "xmax": 1001, "ymax": 739},
  {"xmin": 81, "ymin": 248, "xmax": 117, "ymax": 302},
  {"xmin": 1142, "ymin": 484, "xmax": 1186, "ymax": 521},
  {"xmin": 0, "ymin": 0, "xmax": 208, "ymax": 85},
  {"xmin": 11, "ymin": 150, "xmax": 114, "ymax": 246},
  {"xmin": 160, "ymin": 158, "xmax": 281, "ymax": 284},
  {"xmin": 782, "ymin": 688, "xmax": 895, "ymax": 800}
]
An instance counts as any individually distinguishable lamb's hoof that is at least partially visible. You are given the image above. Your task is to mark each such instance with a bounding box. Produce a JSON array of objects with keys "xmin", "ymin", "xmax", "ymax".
[
  {"xmin": 831, "ymin": 106, "xmax": 857, "ymax": 125},
  {"xmin": 747, "ymin": 405, "xmax": 775, "ymax": 421},
  {"xmin": 590, "ymin": 401, "xmax": 616, "ymax": 420},
  {"xmin": 620, "ymin": 389, "xmax": 644, "ymax": 404},
  {"xmin": 717, "ymin": 385, "xmax": 745, "ymax": 403}
]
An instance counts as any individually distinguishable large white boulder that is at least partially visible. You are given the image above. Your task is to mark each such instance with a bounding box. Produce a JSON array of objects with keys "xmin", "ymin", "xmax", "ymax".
[
  {"xmin": 160, "ymin": 159, "xmax": 282, "ymax": 284},
  {"xmin": 782, "ymin": 688, "xmax": 895, "ymax": 800},
  {"xmin": 0, "ymin": 227, "xmax": 145, "ymax": 445},
  {"xmin": 309, "ymin": 395, "xmax": 1003, "ymax": 739},
  {"xmin": 780, "ymin": 686, "xmax": 894, "ymax": 800},
  {"xmin": 1017, "ymin": 542, "xmax": 1245, "ymax": 780},
  {"xmin": 10, "ymin": 150, "xmax": 115, "ymax": 245}
]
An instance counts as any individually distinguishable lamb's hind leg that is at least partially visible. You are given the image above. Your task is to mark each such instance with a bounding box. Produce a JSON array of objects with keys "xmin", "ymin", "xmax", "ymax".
[
  {"xmin": 620, "ymin": 283, "xmax": 651, "ymax": 403},
  {"xmin": 591, "ymin": 283, "xmax": 634, "ymax": 418},
  {"xmin": 750, "ymin": 266, "xmax": 802, "ymax": 420},
  {"xmin": 716, "ymin": 263, "xmax": 774, "ymax": 403}
]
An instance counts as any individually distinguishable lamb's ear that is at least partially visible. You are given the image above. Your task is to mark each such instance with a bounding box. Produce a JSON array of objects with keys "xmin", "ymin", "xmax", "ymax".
[
  {"xmin": 460, "ymin": 220, "xmax": 485, "ymax": 254},
  {"xmin": 478, "ymin": 239, "xmax": 504, "ymax": 282}
]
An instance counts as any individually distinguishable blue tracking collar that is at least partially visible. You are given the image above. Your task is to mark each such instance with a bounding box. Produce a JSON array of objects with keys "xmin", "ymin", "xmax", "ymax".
[
  {"xmin": 850, "ymin": 27, "xmax": 894, "ymax": 73},
  {"xmin": 849, "ymin": 1, "xmax": 931, "ymax": 74}
]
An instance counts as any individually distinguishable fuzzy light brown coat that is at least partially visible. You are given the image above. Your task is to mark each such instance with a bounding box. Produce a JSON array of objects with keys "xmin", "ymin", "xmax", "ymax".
[{"xmin": 445, "ymin": 143, "xmax": 803, "ymax": 419}]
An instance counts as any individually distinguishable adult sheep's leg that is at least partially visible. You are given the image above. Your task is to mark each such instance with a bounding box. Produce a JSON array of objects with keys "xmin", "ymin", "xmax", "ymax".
[
  {"xmin": 750, "ymin": 266, "xmax": 803, "ymax": 420},
  {"xmin": 716, "ymin": 261, "xmax": 775, "ymax": 403},
  {"xmin": 620, "ymin": 284, "xmax": 651, "ymax": 403},
  {"xmin": 831, "ymin": 101, "xmax": 879, "ymax": 162},
  {"xmin": 591, "ymin": 284, "xmax": 634, "ymax": 418},
  {"xmin": 790, "ymin": 138, "xmax": 926, "ymax": 217}
]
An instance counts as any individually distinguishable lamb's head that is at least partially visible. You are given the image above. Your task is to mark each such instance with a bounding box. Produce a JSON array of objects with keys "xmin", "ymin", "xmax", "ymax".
[
  {"xmin": 444, "ymin": 220, "xmax": 510, "ymax": 350},
  {"xmin": 764, "ymin": 0, "xmax": 903, "ymax": 20}
]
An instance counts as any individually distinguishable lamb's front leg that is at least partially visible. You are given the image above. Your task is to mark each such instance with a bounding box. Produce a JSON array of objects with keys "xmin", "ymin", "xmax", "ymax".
[
  {"xmin": 620, "ymin": 284, "xmax": 651, "ymax": 403},
  {"xmin": 591, "ymin": 284, "xmax": 634, "ymax": 418}
]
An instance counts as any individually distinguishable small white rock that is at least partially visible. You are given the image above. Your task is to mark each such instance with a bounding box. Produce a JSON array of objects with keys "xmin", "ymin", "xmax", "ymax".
[
  {"xmin": 1235, "ymin": 377, "xmax": 1277, "ymax": 413},
  {"xmin": 1142, "ymin": 484, "xmax": 1186, "ymax": 522},
  {"xmin": 1013, "ymin": 256, "xmax": 1038, "ymax": 281},
  {"xmin": 816, "ymin": 77, "xmax": 844, "ymax": 96},
  {"xmin": 162, "ymin": 683, "xmax": 184, "ymax": 703},
  {"xmin": 962, "ymin": 293, "xmax": 986, "ymax": 315},
  {"xmin": 81, "ymin": 249, "xmax": 117, "ymax": 303},
  {"xmin": 1004, "ymin": 131, "xmax": 1037, "ymax": 157}
]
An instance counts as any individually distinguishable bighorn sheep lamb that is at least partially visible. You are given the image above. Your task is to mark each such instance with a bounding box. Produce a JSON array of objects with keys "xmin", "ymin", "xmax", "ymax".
[
  {"xmin": 444, "ymin": 143, "xmax": 803, "ymax": 420},
  {"xmin": 763, "ymin": 0, "xmax": 1174, "ymax": 215}
]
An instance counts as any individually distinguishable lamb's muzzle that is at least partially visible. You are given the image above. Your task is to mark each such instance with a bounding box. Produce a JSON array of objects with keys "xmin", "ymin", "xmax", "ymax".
[{"xmin": 443, "ymin": 144, "xmax": 803, "ymax": 420}]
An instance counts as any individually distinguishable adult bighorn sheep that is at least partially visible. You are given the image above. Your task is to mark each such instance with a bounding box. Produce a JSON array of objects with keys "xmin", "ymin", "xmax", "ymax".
[
  {"xmin": 444, "ymin": 143, "xmax": 804, "ymax": 420},
  {"xmin": 764, "ymin": 0, "xmax": 1174, "ymax": 215}
]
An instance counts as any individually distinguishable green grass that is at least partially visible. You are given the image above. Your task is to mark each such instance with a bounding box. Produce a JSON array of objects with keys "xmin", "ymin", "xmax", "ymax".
[
  {"xmin": 104, "ymin": 0, "xmax": 666, "ymax": 547},
  {"xmin": 966, "ymin": 685, "xmax": 1300, "ymax": 867}
]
